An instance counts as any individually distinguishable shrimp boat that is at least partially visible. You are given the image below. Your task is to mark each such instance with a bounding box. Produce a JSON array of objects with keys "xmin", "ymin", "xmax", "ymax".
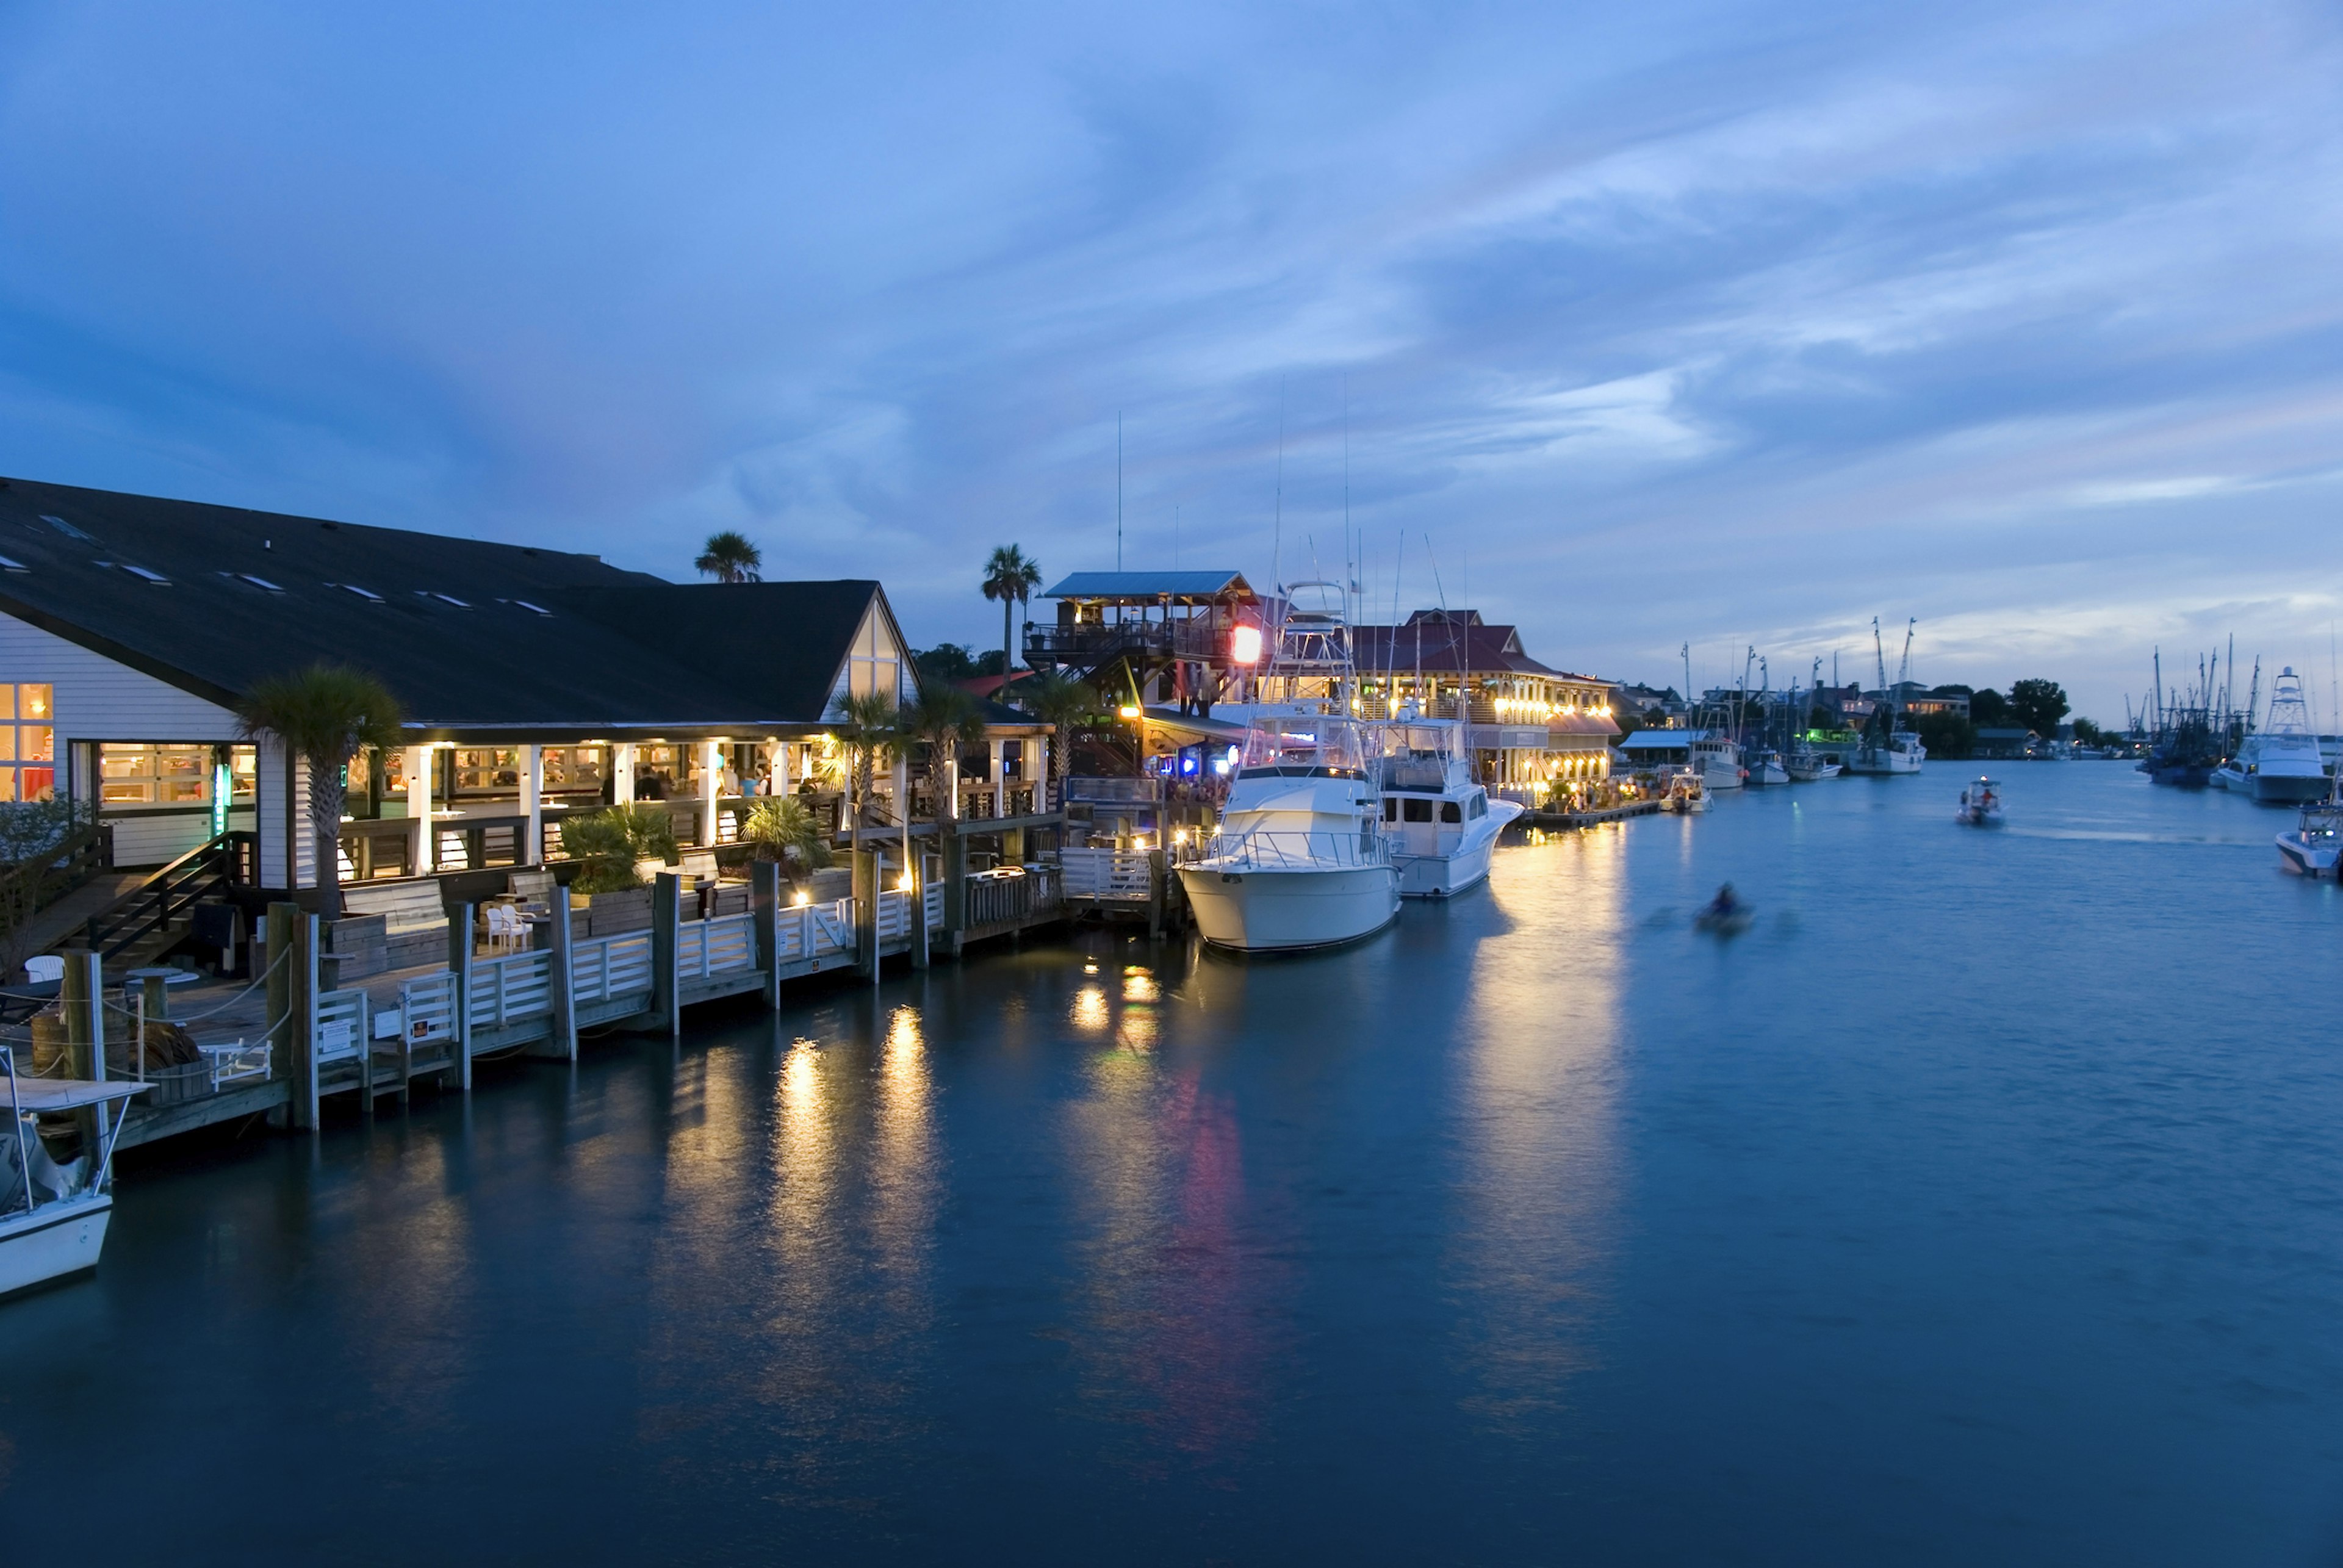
[
  {"xmin": 1744, "ymin": 749, "xmax": 1790, "ymax": 786},
  {"xmin": 1376, "ymin": 712, "xmax": 1523, "ymax": 897},
  {"xmin": 2275, "ymin": 790, "xmax": 2343, "ymax": 877},
  {"xmin": 1784, "ymin": 745, "xmax": 1841, "ymax": 782},
  {"xmin": 1179, "ymin": 584, "xmax": 1398, "ymax": 951},
  {"xmin": 3, "ymin": 1048, "xmax": 145, "ymax": 1298},
  {"xmin": 1956, "ymin": 776, "xmax": 2003, "ymax": 825}
]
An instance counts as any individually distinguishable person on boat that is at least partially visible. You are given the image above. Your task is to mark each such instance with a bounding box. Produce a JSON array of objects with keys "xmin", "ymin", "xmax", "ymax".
[{"xmin": 1706, "ymin": 882, "xmax": 1739, "ymax": 919}]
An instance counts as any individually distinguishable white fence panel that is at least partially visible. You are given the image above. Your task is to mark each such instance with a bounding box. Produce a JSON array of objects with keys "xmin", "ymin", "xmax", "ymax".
[
  {"xmin": 468, "ymin": 951, "xmax": 553, "ymax": 1029},
  {"xmin": 678, "ymin": 913, "xmax": 755, "ymax": 981},
  {"xmin": 572, "ymin": 933, "xmax": 653, "ymax": 1004},
  {"xmin": 314, "ymin": 988, "xmax": 369, "ymax": 1064},
  {"xmin": 1060, "ymin": 847, "xmax": 1151, "ymax": 900},
  {"xmin": 399, "ymin": 970, "xmax": 458, "ymax": 1046}
]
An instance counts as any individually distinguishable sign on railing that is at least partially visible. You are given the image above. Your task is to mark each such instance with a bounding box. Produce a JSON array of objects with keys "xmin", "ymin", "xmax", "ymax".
[
  {"xmin": 314, "ymin": 988, "xmax": 368, "ymax": 1064},
  {"xmin": 400, "ymin": 971, "xmax": 458, "ymax": 1045},
  {"xmin": 572, "ymin": 932, "xmax": 653, "ymax": 1005},
  {"xmin": 467, "ymin": 950, "xmax": 554, "ymax": 1029}
]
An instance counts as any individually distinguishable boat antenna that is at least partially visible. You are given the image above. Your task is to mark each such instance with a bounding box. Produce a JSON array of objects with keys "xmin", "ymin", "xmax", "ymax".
[
  {"xmin": 1173, "ymin": 505, "xmax": 1179, "ymax": 570},
  {"xmin": 1424, "ymin": 534, "xmax": 1455, "ymax": 717},
  {"xmin": 1270, "ymin": 382, "xmax": 1285, "ymax": 594},
  {"xmin": 1116, "ymin": 411, "xmax": 1123, "ymax": 572}
]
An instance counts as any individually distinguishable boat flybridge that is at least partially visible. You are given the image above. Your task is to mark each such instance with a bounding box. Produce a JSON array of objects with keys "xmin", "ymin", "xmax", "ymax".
[
  {"xmin": 1179, "ymin": 583, "xmax": 1400, "ymax": 951},
  {"xmin": 1377, "ymin": 711, "xmax": 1523, "ymax": 897},
  {"xmin": 2219, "ymin": 667, "xmax": 2330, "ymax": 804},
  {"xmin": 2, "ymin": 1047, "xmax": 144, "ymax": 1298}
]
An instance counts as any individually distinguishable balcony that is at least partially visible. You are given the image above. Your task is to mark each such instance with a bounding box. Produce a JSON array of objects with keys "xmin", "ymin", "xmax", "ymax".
[{"xmin": 1026, "ymin": 619, "xmax": 1224, "ymax": 666}]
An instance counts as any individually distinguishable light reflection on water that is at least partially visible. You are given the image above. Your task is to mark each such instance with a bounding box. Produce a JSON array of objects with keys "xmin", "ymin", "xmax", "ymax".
[{"xmin": 12, "ymin": 766, "xmax": 2343, "ymax": 1564}]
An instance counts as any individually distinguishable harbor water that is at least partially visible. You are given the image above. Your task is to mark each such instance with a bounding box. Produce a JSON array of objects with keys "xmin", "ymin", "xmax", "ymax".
[{"xmin": 7, "ymin": 765, "xmax": 2343, "ymax": 1563}]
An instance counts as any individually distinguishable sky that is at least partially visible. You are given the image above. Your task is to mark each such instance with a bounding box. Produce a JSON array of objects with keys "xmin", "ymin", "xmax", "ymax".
[{"xmin": 1, "ymin": 1, "xmax": 2339, "ymax": 723}]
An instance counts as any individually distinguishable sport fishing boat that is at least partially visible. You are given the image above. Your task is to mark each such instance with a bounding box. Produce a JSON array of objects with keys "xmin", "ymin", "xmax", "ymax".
[
  {"xmin": 1180, "ymin": 707, "xmax": 1399, "ymax": 949},
  {"xmin": 2217, "ymin": 668, "xmax": 2330, "ymax": 804},
  {"xmin": 1376, "ymin": 713, "xmax": 1523, "ymax": 897},
  {"xmin": 1956, "ymin": 776, "xmax": 2003, "ymax": 826},
  {"xmin": 2275, "ymin": 789, "xmax": 2343, "ymax": 877},
  {"xmin": 3, "ymin": 1048, "xmax": 145, "ymax": 1298},
  {"xmin": 1690, "ymin": 733, "xmax": 1744, "ymax": 790}
]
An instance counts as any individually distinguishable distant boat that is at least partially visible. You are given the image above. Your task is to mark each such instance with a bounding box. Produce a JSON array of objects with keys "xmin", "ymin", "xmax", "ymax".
[
  {"xmin": 1744, "ymin": 749, "xmax": 1789, "ymax": 787},
  {"xmin": 1691, "ymin": 733, "xmax": 1744, "ymax": 791},
  {"xmin": 1785, "ymin": 744, "xmax": 1841, "ymax": 782},
  {"xmin": 1956, "ymin": 776, "xmax": 2003, "ymax": 826},
  {"xmin": 2216, "ymin": 668, "xmax": 2330, "ymax": 804}
]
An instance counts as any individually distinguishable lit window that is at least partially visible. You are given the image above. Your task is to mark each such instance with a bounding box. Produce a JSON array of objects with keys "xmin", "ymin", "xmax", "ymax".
[{"xmin": 0, "ymin": 685, "xmax": 54, "ymax": 800}]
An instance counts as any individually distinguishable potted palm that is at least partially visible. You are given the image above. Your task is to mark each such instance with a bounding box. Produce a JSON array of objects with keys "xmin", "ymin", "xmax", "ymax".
[
  {"xmin": 560, "ymin": 803, "xmax": 679, "ymax": 935},
  {"xmin": 738, "ymin": 796, "xmax": 833, "ymax": 901}
]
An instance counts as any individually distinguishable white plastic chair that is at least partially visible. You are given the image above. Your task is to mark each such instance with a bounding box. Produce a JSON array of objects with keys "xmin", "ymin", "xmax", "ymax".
[{"xmin": 24, "ymin": 955, "xmax": 63, "ymax": 984}]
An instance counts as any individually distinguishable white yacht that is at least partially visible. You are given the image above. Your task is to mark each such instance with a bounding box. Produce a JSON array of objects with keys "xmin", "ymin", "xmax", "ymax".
[
  {"xmin": 1180, "ymin": 708, "xmax": 1400, "ymax": 950},
  {"xmin": 3, "ymin": 1049, "xmax": 143, "ymax": 1298},
  {"xmin": 1846, "ymin": 719, "xmax": 1925, "ymax": 775},
  {"xmin": 2276, "ymin": 792, "xmax": 2343, "ymax": 877},
  {"xmin": 2219, "ymin": 668, "xmax": 2330, "ymax": 804},
  {"xmin": 1376, "ymin": 714, "xmax": 1523, "ymax": 897}
]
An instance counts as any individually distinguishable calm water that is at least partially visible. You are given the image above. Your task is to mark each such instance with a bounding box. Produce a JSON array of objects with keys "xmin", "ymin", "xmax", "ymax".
[{"xmin": 8, "ymin": 766, "xmax": 2343, "ymax": 1564}]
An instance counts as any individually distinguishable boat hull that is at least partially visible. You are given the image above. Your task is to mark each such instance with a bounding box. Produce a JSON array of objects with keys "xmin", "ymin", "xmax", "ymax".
[
  {"xmin": 1701, "ymin": 760, "xmax": 1744, "ymax": 790},
  {"xmin": 2142, "ymin": 763, "xmax": 2215, "ymax": 788},
  {"xmin": 2277, "ymin": 834, "xmax": 2341, "ymax": 877},
  {"xmin": 1846, "ymin": 749, "xmax": 1923, "ymax": 775},
  {"xmin": 0, "ymin": 1194, "xmax": 113, "ymax": 1297},
  {"xmin": 1180, "ymin": 863, "xmax": 1399, "ymax": 951},
  {"xmin": 2248, "ymin": 771, "xmax": 2333, "ymax": 805},
  {"xmin": 1392, "ymin": 802, "xmax": 1521, "ymax": 898},
  {"xmin": 1785, "ymin": 761, "xmax": 1841, "ymax": 782}
]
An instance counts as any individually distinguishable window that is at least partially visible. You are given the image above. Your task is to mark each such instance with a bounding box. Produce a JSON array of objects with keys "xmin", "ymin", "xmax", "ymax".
[
  {"xmin": 1441, "ymin": 801, "xmax": 1463, "ymax": 824},
  {"xmin": 98, "ymin": 743, "xmax": 217, "ymax": 808},
  {"xmin": 1383, "ymin": 797, "xmax": 1398, "ymax": 822},
  {"xmin": 453, "ymin": 747, "xmax": 525, "ymax": 796},
  {"xmin": 1403, "ymin": 797, "xmax": 1432, "ymax": 822},
  {"xmin": 543, "ymin": 747, "xmax": 605, "ymax": 794},
  {"xmin": 0, "ymin": 685, "xmax": 55, "ymax": 800}
]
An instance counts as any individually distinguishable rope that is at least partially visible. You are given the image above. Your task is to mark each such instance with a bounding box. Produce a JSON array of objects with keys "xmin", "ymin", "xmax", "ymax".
[{"xmin": 95, "ymin": 947, "xmax": 290, "ymax": 1024}]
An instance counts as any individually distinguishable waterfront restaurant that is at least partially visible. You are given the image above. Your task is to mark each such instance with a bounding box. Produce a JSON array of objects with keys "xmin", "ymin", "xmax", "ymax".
[
  {"xmin": 0, "ymin": 478, "xmax": 1050, "ymax": 886},
  {"xmin": 1352, "ymin": 611, "xmax": 1620, "ymax": 800}
]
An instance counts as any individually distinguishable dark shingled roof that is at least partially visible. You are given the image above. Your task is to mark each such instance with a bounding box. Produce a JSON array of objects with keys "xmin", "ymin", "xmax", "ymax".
[{"xmin": 0, "ymin": 477, "xmax": 902, "ymax": 738}]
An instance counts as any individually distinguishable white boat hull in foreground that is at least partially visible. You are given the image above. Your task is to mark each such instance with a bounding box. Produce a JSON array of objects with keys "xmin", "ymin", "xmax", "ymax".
[
  {"xmin": 1182, "ymin": 861, "xmax": 1399, "ymax": 950},
  {"xmin": 1392, "ymin": 799, "xmax": 1524, "ymax": 898},
  {"xmin": 0, "ymin": 1193, "xmax": 113, "ymax": 1297}
]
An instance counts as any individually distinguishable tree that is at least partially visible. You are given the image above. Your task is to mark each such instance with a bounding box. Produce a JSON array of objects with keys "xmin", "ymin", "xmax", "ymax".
[
  {"xmin": 915, "ymin": 643, "xmax": 981, "ymax": 685},
  {"xmin": 561, "ymin": 803, "xmax": 680, "ymax": 895},
  {"xmin": 833, "ymin": 690, "xmax": 901, "ymax": 849},
  {"xmin": 2072, "ymin": 717, "xmax": 2105, "ymax": 747},
  {"xmin": 738, "ymin": 797, "xmax": 832, "ymax": 877},
  {"xmin": 1019, "ymin": 673, "xmax": 1100, "ymax": 793},
  {"xmin": 1969, "ymin": 687, "xmax": 2012, "ymax": 727},
  {"xmin": 981, "ymin": 545, "xmax": 1043, "ymax": 683},
  {"xmin": 900, "ymin": 686, "xmax": 988, "ymax": 829},
  {"xmin": 234, "ymin": 664, "xmax": 405, "ymax": 921},
  {"xmin": 2009, "ymin": 678, "xmax": 2069, "ymax": 738},
  {"xmin": 1911, "ymin": 710, "xmax": 1976, "ymax": 760},
  {"xmin": 694, "ymin": 530, "xmax": 763, "ymax": 584}
]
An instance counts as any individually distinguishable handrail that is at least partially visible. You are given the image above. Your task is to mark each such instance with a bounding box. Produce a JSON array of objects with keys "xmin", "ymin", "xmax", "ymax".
[
  {"xmin": 1196, "ymin": 827, "xmax": 1387, "ymax": 871},
  {"xmin": 82, "ymin": 829, "xmax": 250, "ymax": 962}
]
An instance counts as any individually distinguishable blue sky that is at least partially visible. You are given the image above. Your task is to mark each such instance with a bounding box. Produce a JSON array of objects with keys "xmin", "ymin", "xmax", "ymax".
[{"xmin": 2, "ymin": 1, "xmax": 2339, "ymax": 721}]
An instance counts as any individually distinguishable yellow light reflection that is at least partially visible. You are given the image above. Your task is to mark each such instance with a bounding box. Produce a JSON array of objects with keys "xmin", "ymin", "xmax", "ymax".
[{"xmin": 1072, "ymin": 985, "xmax": 1110, "ymax": 1032}]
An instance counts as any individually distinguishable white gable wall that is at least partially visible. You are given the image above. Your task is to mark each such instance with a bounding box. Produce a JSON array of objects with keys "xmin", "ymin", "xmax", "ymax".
[{"xmin": 822, "ymin": 599, "xmax": 916, "ymax": 720}]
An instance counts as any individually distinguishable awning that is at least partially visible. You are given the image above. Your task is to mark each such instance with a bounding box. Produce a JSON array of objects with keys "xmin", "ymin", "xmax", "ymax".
[
  {"xmin": 1139, "ymin": 706, "xmax": 1252, "ymax": 745},
  {"xmin": 5, "ymin": 1077, "xmax": 149, "ymax": 1112}
]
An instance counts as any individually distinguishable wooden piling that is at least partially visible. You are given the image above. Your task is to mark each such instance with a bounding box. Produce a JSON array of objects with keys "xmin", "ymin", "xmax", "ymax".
[
  {"xmin": 547, "ymin": 885, "xmax": 578, "ymax": 1062},
  {"xmin": 750, "ymin": 860, "xmax": 784, "ymax": 1010},
  {"xmin": 446, "ymin": 899, "xmax": 475, "ymax": 1093},
  {"xmin": 649, "ymin": 872, "xmax": 682, "ymax": 1037},
  {"xmin": 852, "ymin": 848, "xmax": 879, "ymax": 981},
  {"xmin": 1147, "ymin": 848, "xmax": 1167, "ymax": 940},
  {"xmin": 291, "ymin": 913, "xmax": 317, "ymax": 1129}
]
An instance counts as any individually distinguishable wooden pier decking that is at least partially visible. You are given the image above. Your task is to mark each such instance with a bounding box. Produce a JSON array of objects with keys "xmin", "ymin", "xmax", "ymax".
[{"xmin": 1514, "ymin": 799, "xmax": 1665, "ymax": 830}]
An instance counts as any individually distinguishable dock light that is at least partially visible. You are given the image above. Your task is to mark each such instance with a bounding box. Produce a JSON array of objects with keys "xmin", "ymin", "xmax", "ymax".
[
  {"xmin": 791, "ymin": 890, "xmax": 812, "ymax": 907},
  {"xmin": 1230, "ymin": 624, "xmax": 1264, "ymax": 664},
  {"xmin": 899, "ymin": 871, "xmax": 916, "ymax": 892},
  {"xmin": 1118, "ymin": 704, "xmax": 1141, "ymax": 720}
]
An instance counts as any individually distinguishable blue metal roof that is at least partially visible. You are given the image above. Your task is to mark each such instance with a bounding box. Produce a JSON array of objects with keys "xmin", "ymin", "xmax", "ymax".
[
  {"xmin": 1043, "ymin": 570, "xmax": 1255, "ymax": 601},
  {"xmin": 1618, "ymin": 728, "xmax": 1706, "ymax": 748}
]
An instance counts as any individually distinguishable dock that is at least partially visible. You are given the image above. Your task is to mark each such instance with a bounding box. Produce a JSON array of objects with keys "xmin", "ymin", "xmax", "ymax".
[{"xmin": 1516, "ymin": 799, "xmax": 1665, "ymax": 830}]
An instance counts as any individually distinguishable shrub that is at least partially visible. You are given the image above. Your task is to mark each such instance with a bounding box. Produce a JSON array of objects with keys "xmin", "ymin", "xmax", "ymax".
[
  {"xmin": 562, "ymin": 804, "xmax": 679, "ymax": 894},
  {"xmin": 739, "ymin": 797, "xmax": 832, "ymax": 872}
]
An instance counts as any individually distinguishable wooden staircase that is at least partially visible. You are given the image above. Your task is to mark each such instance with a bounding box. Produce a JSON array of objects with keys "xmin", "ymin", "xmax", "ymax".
[{"xmin": 79, "ymin": 831, "xmax": 256, "ymax": 973}]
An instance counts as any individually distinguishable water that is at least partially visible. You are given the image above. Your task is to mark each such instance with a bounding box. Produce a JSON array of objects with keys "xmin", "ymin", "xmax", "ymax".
[{"xmin": 9, "ymin": 766, "xmax": 2343, "ymax": 1564}]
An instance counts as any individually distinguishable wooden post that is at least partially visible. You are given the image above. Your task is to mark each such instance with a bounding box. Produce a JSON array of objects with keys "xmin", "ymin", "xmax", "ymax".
[
  {"xmin": 292, "ymin": 912, "xmax": 318, "ymax": 1129},
  {"xmin": 943, "ymin": 830, "xmax": 967, "ymax": 954},
  {"xmin": 1148, "ymin": 847, "xmax": 1167, "ymax": 940},
  {"xmin": 751, "ymin": 860, "xmax": 783, "ymax": 1009},
  {"xmin": 649, "ymin": 871, "xmax": 681, "ymax": 1037},
  {"xmin": 265, "ymin": 902, "xmax": 297, "ymax": 1084},
  {"xmin": 909, "ymin": 853, "xmax": 929, "ymax": 969},
  {"xmin": 60, "ymin": 949, "xmax": 104, "ymax": 1151},
  {"xmin": 547, "ymin": 885, "xmax": 577, "ymax": 1062},
  {"xmin": 520, "ymin": 743, "xmax": 543, "ymax": 864},
  {"xmin": 852, "ymin": 847, "xmax": 879, "ymax": 982},
  {"xmin": 447, "ymin": 899, "xmax": 475, "ymax": 1093}
]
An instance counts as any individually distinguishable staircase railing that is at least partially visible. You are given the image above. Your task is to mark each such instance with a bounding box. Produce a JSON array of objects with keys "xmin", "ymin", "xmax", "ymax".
[{"xmin": 81, "ymin": 829, "xmax": 254, "ymax": 964}]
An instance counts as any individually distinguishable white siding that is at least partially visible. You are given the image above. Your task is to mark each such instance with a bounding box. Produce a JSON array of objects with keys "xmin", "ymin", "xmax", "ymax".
[
  {"xmin": 822, "ymin": 599, "xmax": 915, "ymax": 719},
  {"xmin": 0, "ymin": 612, "xmax": 239, "ymax": 743},
  {"xmin": 112, "ymin": 807, "xmax": 256, "ymax": 868},
  {"xmin": 256, "ymin": 738, "xmax": 315, "ymax": 888}
]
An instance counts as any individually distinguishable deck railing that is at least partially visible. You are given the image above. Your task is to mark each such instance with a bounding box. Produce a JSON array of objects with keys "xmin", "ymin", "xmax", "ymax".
[
  {"xmin": 571, "ymin": 932, "xmax": 654, "ymax": 1004},
  {"xmin": 1060, "ymin": 847, "xmax": 1151, "ymax": 901},
  {"xmin": 1194, "ymin": 828, "xmax": 1386, "ymax": 872},
  {"xmin": 677, "ymin": 912, "xmax": 756, "ymax": 980},
  {"xmin": 467, "ymin": 949, "xmax": 555, "ymax": 1029}
]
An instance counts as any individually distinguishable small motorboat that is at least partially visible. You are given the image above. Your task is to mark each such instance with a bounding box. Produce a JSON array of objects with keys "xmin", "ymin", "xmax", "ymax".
[
  {"xmin": 1956, "ymin": 777, "xmax": 2003, "ymax": 826},
  {"xmin": 2, "ymin": 1048, "xmax": 145, "ymax": 1299},
  {"xmin": 2276, "ymin": 797, "xmax": 2343, "ymax": 878},
  {"xmin": 1661, "ymin": 772, "xmax": 1709, "ymax": 813},
  {"xmin": 1785, "ymin": 749, "xmax": 1841, "ymax": 782},
  {"xmin": 1694, "ymin": 885, "xmax": 1754, "ymax": 935}
]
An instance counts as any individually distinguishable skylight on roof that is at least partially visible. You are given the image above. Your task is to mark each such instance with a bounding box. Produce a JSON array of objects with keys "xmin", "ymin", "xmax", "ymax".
[
  {"xmin": 0, "ymin": 553, "xmax": 26, "ymax": 573},
  {"xmin": 420, "ymin": 591, "xmax": 471, "ymax": 608},
  {"xmin": 333, "ymin": 583, "xmax": 384, "ymax": 603},
  {"xmin": 501, "ymin": 598, "xmax": 552, "ymax": 616},
  {"xmin": 235, "ymin": 573, "xmax": 284, "ymax": 592},
  {"xmin": 118, "ymin": 564, "xmax": 170, "ymax": 585},
  {"xmin": 38, "ymin": 514, "xmax": 93, "ymax": 542}
]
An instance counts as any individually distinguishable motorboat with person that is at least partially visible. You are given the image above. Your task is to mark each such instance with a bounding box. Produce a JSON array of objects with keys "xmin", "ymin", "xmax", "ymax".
[
  {"xmin": 2, "ymin": 1046, "xmax": 145, "ymax": 1298},
  {"xmin": 2275, "ymin": 789, "xmax": 2343, "ymax": 878},
  {"xmin": 1694, "ymin": 882, "xmax": 1753, "ymax": 935},
  {"xmin": 1956, "ymin": 777, "xmax": 2004, "ymax": 826},
  {"xmin": 1661, "ymin": 771, "xmax": 1709, "ymax": 813},
  {"xmin": 1375, "ymin": 711, "xmax": 1524, "ymax": 897}
]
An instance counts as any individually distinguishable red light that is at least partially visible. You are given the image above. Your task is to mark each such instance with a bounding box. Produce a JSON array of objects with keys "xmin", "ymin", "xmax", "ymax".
[{"xmin": 1231, "ymin": 624, "xmax": 1263, "ymax": 664}]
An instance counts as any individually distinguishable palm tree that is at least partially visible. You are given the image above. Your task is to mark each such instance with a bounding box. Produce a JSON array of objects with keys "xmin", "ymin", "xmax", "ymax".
[
  {"xmin": 833, "ymin": 690, "xmax": 901, "ymax": 850},
  {"xmin": 695, "ymin": 530, "xmax": 763, "ymax": 584},
  {"xmin": 738, "ymin": 796, "xmax": 832, "ymax": 878},
  {"xmin": 899, "ymin": 687, "xmax": 987, "ymax": 829},
  {"xmin": 234, "ymin": 664, "xmax": 405, "ymax": 922},
  {"xmin": 1019, "ymin": 673, "xmax": 1100, "ymax": 798},
  {"xmin": 980, "ymin": 545, "xmax": 1043, "ymax": 689}
]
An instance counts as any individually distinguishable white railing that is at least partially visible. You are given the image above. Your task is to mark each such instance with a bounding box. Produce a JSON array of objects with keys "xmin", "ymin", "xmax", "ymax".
[
  {"xmin": 876, "ymin": 888, "xmax": 911, "ymax": 942},
  {"xmin": 677, "ymin": 913, "xmax": 756, "ymax": 980},
  {"xmin": 314, "ymin": 988, "xmax": 369, "ymax": 1065},
  {"xmin": 468, "ymin": 949, "xmax": 554, "ymax": 1029},
  {"xmin": 572, "ymin": 932, "xmax": 654, "ymax": 1005},
  {"xmin": 924, "ymin": 883, "xmax": 944, "ymax": 929},
  {"xmin": 775, "ymin": 896, "xmax": 857, "ymax": 965},
  {"xmin": 1060, "ymin": 847, "xmax": 1152, "ymax": 900},
  {"xmin": 399, "ymin": 970, "xmax": 458, "ymax": 1048},
  {"xmin": 1195, "ymin": 829, "xmax": 1387, "ymax": 872}
]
